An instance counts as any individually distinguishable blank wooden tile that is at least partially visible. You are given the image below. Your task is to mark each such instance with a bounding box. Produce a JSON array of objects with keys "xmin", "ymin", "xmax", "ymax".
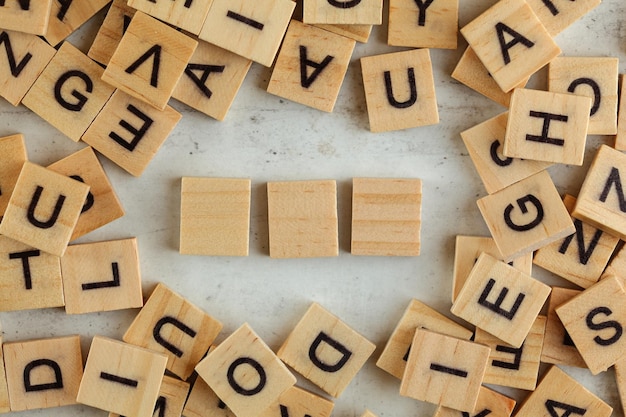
[
  {"xmin": 61, "ymin": 238, "xmax": 143, "ymax": 315},
  {"xmin": 195, "ymin": 323, "xmax": 296, "ymax": 417},
  {"xmin": 0, "ymin": 30, "xmax": 56, "ymax": 106},
  {"xmin": 388, "ymin": 0, "xmax": 458, "ymax": 49},
  {"xmin": 128, "ymin": 0, "xmax": 213, "ymax": 35},
  {"xmin": 515, "ymin": 366, "xmax": 612, "ymax": 417},
  {"xmin": 526, "ymin": 0, "xmax": 601, "ymax": 36},
  {"xmin": 123, "ymin": 283, "xmax": 223, "ymax": 380},
  {"xmin": 48, "ymin": 147, "xmax": 125, "ymax": 241},
  {"xmin": 314, "ymin": 24, "xmax": 372, "ymax": 43},
  {"xmin": 400, "ymin": 329, "xmax": 490, "ymax": 412},
  {"xmin": 77, "ymin": 336, "xmax": 168, "ymax": 417},
  {"xmin": 376, "ymin": 299, "xmax": 472, "ymax": 380},
  {"xmin": 460, "ymin": 0, "xmax": 560, "ymax": 93},
  {"xmin": 277, "ymin": 303, "xmax": 376, "ymax": 397},
  {"xmin": 198, "ymin": 0, "xmax": 295, "ymax": 67},
  {"xmin": 540, "ymin": 287, "xmax": 587, "ymax": 368},
  {"xmin": 0, "ymin": 162, "xmax": 89, "ymax": 257},
  {"xmin": 0, "ymin": 0, "xmax": 52, "ymax": 35},
  {"xmin": 43, "ymin": 0, "xmax": 110, "ymax": 46},
  {"xmin": 0, "ymin": 133, "xmax": 27, "ymax": 218},
  {"xmin": 451, "ymin": 252, "xmax": 551, "ymax": 347},
  {"xmin": 361, "ymin": 49, "xmax": 439, "ymax": 133},
  {"xmin": 260, "ymin": 386, "xmax": 334, "ymax": 417},
  {"xmin": 432, "ymin": 386, "xmax": 516, "ymax": 417},
  {"xmin": 88, "ymin": 0, "xmax": 137, "ymax": 66},
  {"xmin": 534, "ymin": 195, "xmax": 619, "ymax": 289},
  {"xmin": 82, "ymin": 89, "xmax": 182, "ymax": 177},
  {"xmin": 460, "ymin": 112, "xmax": 551, "ymax": 194},
  {"xmin": 351, "ymin": 178, "xmax": 421, "ymax": 256},
  {"xmin": 172, "ymin": 38, "xmax": 252, "ymax": 121},
  {"xmin": 549, "ymin": 57, "xmax": 619, "ymax": 135},
  {"xmin": 267, "ymin": 180, "xmax": 338, "ymax": 258},
  {"xmin": 109, "ymin": 374, "xmax": 190, "ymax": 417},
  {"xmin": 4, "ymin": 335, "xmax": 82, "ymax": 411},
  {"xmin": 616, "ymin": 75, "xmax": 626, "ymax": 150},
  {"xmin": 183, "ymin": 374, "xmax": 235, "ymax": 417},
  {"xmin": 180, "ymin": 177, "xmax": 251, "ymax": 256},
  {"xmin": 303, "ymin": 0, "xmax": 381, "ymax": 24},
  {"xmin": 102, "ymin": 11, "xmax": 198, "ymax": 110},
  {"xmin": 0, "ymin": 338, "xmax": 9, "ymax": 413},
  {"xmin": 477, "ymin": 170, "xmax": 575, "ymax": 261}
]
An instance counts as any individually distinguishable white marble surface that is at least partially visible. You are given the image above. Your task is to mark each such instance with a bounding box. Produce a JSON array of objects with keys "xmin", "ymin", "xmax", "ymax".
[{"xmin": 1, "ymin": 0, "xmax": 626, "ymax": 416}]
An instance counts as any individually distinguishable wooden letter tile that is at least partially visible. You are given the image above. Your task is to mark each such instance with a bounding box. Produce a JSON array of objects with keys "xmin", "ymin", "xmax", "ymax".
[
  {"xmin": 0, "ymin": 133, "xmax": 27, "ymax": 217},
  {"xmin": 43, "ymin": 0, "xmax": 110, "ymax": 46},
  {"xmin": 432, "ymin": 386, "xmax": 516, "ymax": 417},
  {"xmin": 195, "ymin": 323, "xmax": 296, "ymax": 417},
  {"xmin": 314, "ymin": 24, "xmax": 372, "ymax": 43},
  {"xmin": 361, "ymin": 49, "xmax": 439, "ymax": 133},
  {"xmin": 388, "ymin": 0, "xmax": 458, "ymax": 49},
  {"xmin": 61, "ymin": 238, "xmax": 143, "ymax": 314},
  {"xmin": 82, "ymin": 89, "xmax": 182, "ymax": 177},
  {"xmin": 77, "ymin": 336, "xmax": 168, "ymax": 417},
  {"xmin": 102, "ymin": 11, "xmax": 198, "ymax": 110},
  {"xmin": 88, "ymin": 0, "xmax": 137, "ymax": 66},
  {"xmin": 400, "ymin": 329, "xmax": 490, "ymax": 412},
  {"xmin": 22, "ymin": 41, "xmax": 115, "ymax": 142},
  {"xmin": 267, "ymin": 20, "xmax": 355, "ymax": 112},
  {"xmin": 303, "ymin": 0, "xmax": 381, "ymax": 24},
  {"xmin": 451, "ymin": 252, "xmax": 551, "ymax": 347},
  {"xmin": 351, "ymin": 178, "xmax": 421, "ymax": 256},
  {"xmin": 109, "ymin": 374, "xmax": 190, "ymax": 417},
  {"xmin": 460, "ymin": 0, "xmax": 561, "ymax": 93},
  {"xmin": 198, "ymin": 0, "xmax": 295, "ymax": 67},
  {"xmin": 376, "ymin": 299, "xmax": 472, "ymax": 380},
  {"xmin": 123, "ymin": 282, "xmax": 223, "ymax": 380},
  {"xmin": 128, "ymin": 0, "xmax": 214, "ymax": 35},
  {"xmin": 0, "ymin": 0, "xmax": 52, "ymax": 35},
  {"xmin": 616, "ymin": 75, "xmax": 626, "ymax": 150},
  {"xmin": 0, "ymin": 162, "xmax": 89, "ymax": 257},
  {"xmin": 526, "ymin": 0, "xmax": 601, "ymax": 36},
  {"xmin": 603, "ymin": 240, "xmax": 626, "ymax": 279},
  {"xmin": 260, "ymin": 386, "xmax": 334, "ymax": 417},
  {"xmin": 4, "ymin": 335, "xmax": 82, "ymax": 411},
  {"xmin": 183, "ymin": 374, "xmax": 235, "ymax": 417},
  {"xmin": 180, "ymin": 177, "xmax": 251, "ymax": 256},
  {"xmin": 277, "ymin": 303, "xmax": 376, "ymax": 397},
  {"xmin": 0, "ymin": 338, "xmax": 9, "ymax": 413}
]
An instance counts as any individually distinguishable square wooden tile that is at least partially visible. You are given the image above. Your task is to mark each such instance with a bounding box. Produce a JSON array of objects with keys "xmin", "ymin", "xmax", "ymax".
[
  {"xmin": 616, "ymin": 75, "xmax": 626, "ymax": 151},
  {"xmin": 361, "ymin": 48, "xmax": 439, "ymax": 133},
  {"xmin": 267, "ymin": 180, "xmax": 338, "ymax": 258},
  {"xmin": 61, "ymin": 238, "xmax": 143, "ymax": 315},
  {"xmin": 0, "ymin": 0, "xmax": 52, "ymax": 35},
  {"xmin": 432, "ymin": 386, "xmax": 516, "ymax": 417},
  {"xmin": 88, "ymin": 0, "xmax": 137, "ymax": 66},
  {"xmin": 0, "ymin": 338, "xmax": 9, "ymax": 413},
  {"xmin": 123, "ymin": 282, "xmax": 223, "ymax": 380},
  {"xmin": 4, "ymin": 335, "xmax": 82, "ymax": 411},
  {"xmin": 303, "ymin": 0, "xmax": 381, "ymax": 24},
  {"xmin": 277, "ymin": 303, "xmax": 376, "ymax": 397},
  {"xmin": 0, "ymin": 133, "xmax": 27, "ymax": 217},
  {"xmin": 526, "ymin": 0, "xmax": 601, "ymax": 36},
  {"xmin": 43, "ymin": 0, "xmax": 110, "ymax": 46},
  {"xmin": 128, "ymin": 0, "xmax": 214, "ymax": 35},
  {"xmin": 351, "ymin": 178, "xmax": 421, "ymax": 256},
  {"xmin": 376, "ymin": 299, "xmax": 472, "ymax": 380},
  {"xmin": 109, "ymin": 374, "xmax": 190, "ymax": 417},
  {"xmin": 102, "ymin": 11, "xmax": 198, "ymax": 110},
  {"xmin": 451, "ymin": 252, "xmax": 551, "ymax": 347},
  {"xmin": 82, "ymin": 89, "xmax": 182, "ymax": 177},
  {"xmin": 180, "ymin": 177, "xmax": 251, "ymax": 256},
  {"xmin": 460, "ymin": 0, "xmax": 560, "ymax": 93},
  {"xmin": 260, "ymin": 386, "xmax": 334, "ymax": 417},
  {"xmin": 183, "ymin": 374, "xmax": 235, "ymax": 417},
  {"xmin": 0, "ymin": 161, "xmax": 89, "ymax": 257},
  {"xmin": 477, "ymin": 170, "xmax": 575, "ymax": 261},
  {"xmin": 314, "ymin": 24, "xmax": 372, "ymax": 43},
  {"xmin": 198, "ymin": 0, "xmax": 295, "ymax": 67},
  {"xmin": 388, "ymin": 0, "xmax": 458, "ymax": 49},
  {"xmin": 195, "ymin": 323, "xmax": 296, "ymax": 417}
]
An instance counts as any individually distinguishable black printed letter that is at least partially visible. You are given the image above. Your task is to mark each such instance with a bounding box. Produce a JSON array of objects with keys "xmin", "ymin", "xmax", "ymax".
[
  {"xmin": 69, "ymin": 175, "xmax": 94, "ymax": 213},
  {"xmin": 0, "ymin": 31, "xmax": 32, "ymax": 77},
  {"xmin": 153, "ymin": 316, "xmax": 197, "ymax": 357},
  {"xmin": 414, "ymin": 0, "xmax": 435, "ymax": 26},
  {"xmin": 27, "ymin": 186, "xmax": 66, "ymax": 229},
  {"xmin": 495, "ymin": 22, "xmax": 535, "ymax": 65},
  {"xmin": 9, "ymin": 250, "xmax": 40, "ymax": 290},
  {"xmin": 545, "ymin": 400, "xmax": 587, "ymax": 417},
  {"xmin": 327, "ymin": 0, "xmax": 361, "ymax": 8},
  {"xmin": 492, "ymin": 344, "xmax": 523, "ymax": 370},
  {"xmin": 300, "ymin": 46, "xmax": 334, "ymax": 89},
  {"xmin": 309, "ymin": 332, "xmax": 352, "ymax": 372},
  {"xmin": 599, "ymin": 167, "xmax": 626, "ymax": 211},
  {"xmin": 0, "ymin": 0, "xmax": 30, "ymax": 10},
  {"xmin": 125, "ymin": 45, "xmax": 161, "ymax": 88},
  {"xmin": 24, "ymin": 359, "xmax": 63, "ymax": 392},
  {"xmin": 56, "ymin": 0, "xmax": 73, "ymax": 20},
  {"xmin": 558, "ymin": 220, "xmax": 603, "ymax": 265},
  {"xmin": 384, "ymin": 68, "xmax": 417, "ymax": 109},
  {"xmin": 568, "ymin": 78, "xmax": 601, "ymax": 116},
  {"xmin": 226, "ymin": 11, "xmax": 264, "ymax": 30},
  {"xmin": 109, "ymin": 104, "xmax": 154, "ymax": 152},
  {"xmin": 227, "ymin": 357, "xmax": 266, "ymax": 396},
  {"xmin": 54, "ymin": 70, "xmax": 93, "ymax": 111},
  {"xmin": 82, "ymin": 262, "xmax": 121, "ymax": 290},
  {"xmin": 478, "ymin": 278, "xmax": 525, "ymax": 320},
  {"xmin": 490, "ymin": 139, "xmax": 513, "ymax": 167},
  {"xmin": 185, "ymin": 64, "xmax": 225, "ymax": 98},
  {"xmin": 586, "ymin": 306, "xmax": 623, "ymax": 346},
  {"xmin": 503, "ymin": 194, "xmax": 544, "ymax": 232},
  {"xmin": 525, "ymin": 111, "xmax": 568, "ymax": 146}
]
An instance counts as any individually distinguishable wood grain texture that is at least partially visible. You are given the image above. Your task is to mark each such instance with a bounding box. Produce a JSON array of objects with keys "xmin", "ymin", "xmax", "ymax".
[{"xmin": 388, "ymin": 0, "xmax": 458, "ymax": 49}]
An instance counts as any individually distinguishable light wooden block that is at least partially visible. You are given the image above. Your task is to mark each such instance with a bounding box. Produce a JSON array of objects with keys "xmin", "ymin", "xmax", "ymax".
[
  {"xmin": 361, "ymin": 49, "xmax": 439, "ymax": 133},
  {"xmin": 526, "ymin": 0, "xmax": 601, "ymax": 36},
  {"xmin": 616, "ymin": 75, "xmax": 626, "ymax": 150},
  {"xmin": 615, "ymin": 357, "xmax": 626, "ymax": 415},
  {"xmin": 476, "ymin": 170, "xmax": 575, "ymax": 261},
  {"xmin": 351, "ymin": 178, "xmax": 421, "ymax": 256},
  {"xmin": 61, "ymin": 238, "xmax": 143, "ymax": 315},
  {"xmin": 400, "ymin": 329, "xmax": 490, "ymax": 412},
  {"xmin": 0, "ymin": 30, "xmax": 56, "ymax": 106},
  {"xmin": 123, "ymin": 283, "xmax": 223, "ymax": 380},
  {"xmin": 267, "ymin": 20, "xmax": 355, "ymax": 112},
  {"xmin": 109, "ymin": 375, "xmax": 190, "ymax": 417},
  {"xmin": 460, "ymin": 112, "xmax": 551, "ymax": 194},
  {"xmin": 102, "ymin": 11, "xmax": 198, "ymax": 111},
  {"xmin": 172, "ymin": 38, "xmax": 252, "ymax": 121},
  {"xmin": 388, "ymin": 0, "xmax": 458, "ymax": 49},
  {"xmin": 451, "ymin": 252, "xmax": 551, "ymax": 347},
  {"xmin": 474, "ymin": 315, "xmax": 546, "ymax": 390},
  {"xmin": 88, "ymin": 0, "xmax": 137, "ymax": 66},
  {"xmin": 303, "ymin": 0, "xmax": 381, "ymax": 24},
  {"xmin": 556, "ymin": 275, "xmax": 626, "ymax": 374},
  {"xmin": 548, "ymin": 57, "xmax": 619, "ymax": 135},
  {"xmin": 314, "ymin": 24, "xmax": 372, "ymax": 43},
  {"xmin": 0, "ymin": 133, "xmax": 27, "ymax": 218},
  {"xmin": 183, "ymin": 374, "xmax": 235, "ymax": 417},
  {"xmin": 43, "ymin": 0, "xmax": 110, "ymax": 46},
  {"xmin": 4, "ymin": 335, "xmax": 82, "ymax": 411},
  {"xmin": 267, "ymin": 180, "xmax": 338, "ymax": 258},
  {"xmin": 199, "ymin": 0, "xmax": 295, "ymax": 67},
  {"xmin": 376, "ymin": 299, "xmax": 472, "ymax": 380},
  {"xmin": 0, "ymin": 338, "xmax": 9, "ymax": 413},
  {"xmin": 260, "ymin": 386, "xmax": 334, "ymax": 417},
  {"xmin": 534, "ymin": 195, "xmax": 619, "ymax": 289},
  {"xmin": 22, "ymin": 41, "xmax": 115, "ymax": 142},
  {"xmin": 460, "ymin": 0, "xmax": 561, "ymax": 93},
  {"xmin": 128, "ymin": 0, "xmax": 213, "ymax": 35},
  {"xmin": 432, "ymin": 386, "xmax": 516, "ymax": 417},
  {"xmin": 515, "ymin": 366, "xmax": 612, "ymax": 417},
  {"xmin": 0, "ymin": 161, "xmax": 89, "ymax": 257},
  {"xmin": 0, "ymin": 0, "xmax": 52, "ymax": 35},
  {"xmin": 77, "ymin": 336, "xmax": 168, "ymax": 417},
  {"xmin": 0, "ymin": 235, "xmax": 64, "ymax": 311},
  {"xmin": 603, "ymin": 240, "xmax": 626, "ymax": 279},
  {"xmin": 195, "ymin": 323, "xmax": 296, "ymax": 417},
  {"xmin": 82, "ymin": 89, "xmax": 182, "ymax": 177},
  {"xmin": 278, "ymin": 303, "xmax": 375, "ymax": 397},
  {"xmin": 48, "ymin": 147, "xmax": 125, "ymax": 241},
  {"xmin": 540, "ymin": 287, "xmax": 587, "ymax": 368}
]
